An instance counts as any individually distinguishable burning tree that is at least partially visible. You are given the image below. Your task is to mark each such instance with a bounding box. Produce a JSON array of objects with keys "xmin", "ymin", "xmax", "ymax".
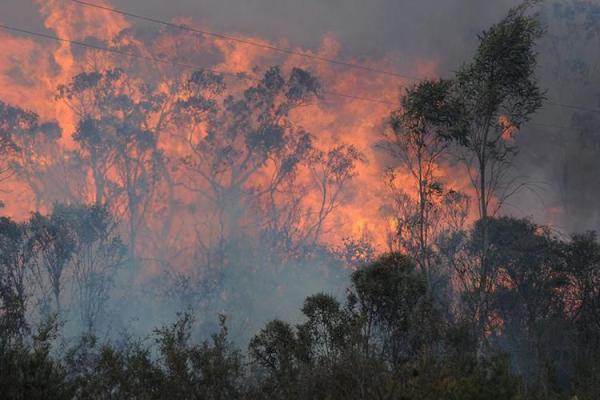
[
  {"xmin": 0, "ymin": 101, "xmax": 31, "ymax": 184},
  {"xmin": 58, "ymin": 69, "xmax": 166, "ymax": 261},
  {"xmin": 0, "ymin": 102, "xmax": 80, "ymax": 211},
  {"xmin": 384, "ymin": 79, "xmax": 466, "ymax": 286},
  {"xmin": 173, "ymin": 66, "xmax": 362, "ymax": 259}
]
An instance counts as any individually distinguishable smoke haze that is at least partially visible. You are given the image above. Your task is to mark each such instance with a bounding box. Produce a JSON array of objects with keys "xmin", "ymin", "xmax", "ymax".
[{"xmin": 2, "ymin": 0, "xmax": 600, "ymax": 342}]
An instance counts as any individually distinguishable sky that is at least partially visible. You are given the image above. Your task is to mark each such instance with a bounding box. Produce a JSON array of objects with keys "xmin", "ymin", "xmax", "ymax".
[{"xmin": 4, "ymin": 0, "xmax": 520, "ymax": 73}]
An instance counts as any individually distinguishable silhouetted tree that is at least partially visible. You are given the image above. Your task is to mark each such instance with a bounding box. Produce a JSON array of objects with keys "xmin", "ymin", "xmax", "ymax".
[
  {"xmin": 453, "ymin": 3, "xmax": 545, "ymax": 344},
  {"xmin": 480, "ymin": 217, "xmax": 566, "ymax": 395},
  {"xmin": 0, "ymin": 217, "xmax": 35, "ymax": 345},
  {"xmin": 29, "ymin": 209, "xmax": 76, "ymax": 314},
  {"xmin": 385, "ymin": 79, "xmax": 465, "ymax": 282},
  {"xmin": 58, "ymin": 69, "xmax": 165, "ymax": 260},
  {"xmin": 53, "ymin": 204, "xmax": 126, "ymax": 333}
]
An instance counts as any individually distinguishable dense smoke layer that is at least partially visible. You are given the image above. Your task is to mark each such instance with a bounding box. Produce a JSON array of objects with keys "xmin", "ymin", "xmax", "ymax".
[
  {"xmin": 1, "ymin": 0, "xmax": 600, "ymax": 342},
  {"xmin": 6, "ymin": 0, "xmax": 521, "ymax": 63}
]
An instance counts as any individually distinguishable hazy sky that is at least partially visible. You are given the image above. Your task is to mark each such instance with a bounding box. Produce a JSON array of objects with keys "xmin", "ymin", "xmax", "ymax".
[{"xmin": 4, "ymin": 0, "xmax": 520, "ymax": 71}]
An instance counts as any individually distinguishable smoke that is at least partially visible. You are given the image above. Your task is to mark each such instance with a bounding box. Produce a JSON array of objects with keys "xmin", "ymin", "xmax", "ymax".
[
  {"xmin": 2, "ymin": 0, "xmax": 600, "ymax": 344},
  {"xmin": 6, "ymin": 0, "xmax": 520, "ymax": 67},
  {"xmin": 509, "ymin": 1, "xmax": 600, "ymax": 234}
]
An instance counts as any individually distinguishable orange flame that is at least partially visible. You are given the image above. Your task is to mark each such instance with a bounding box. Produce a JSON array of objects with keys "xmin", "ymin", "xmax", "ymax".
[{"xmin": 0, "ymin": 0, "xmax": 476, "ymax": 272}]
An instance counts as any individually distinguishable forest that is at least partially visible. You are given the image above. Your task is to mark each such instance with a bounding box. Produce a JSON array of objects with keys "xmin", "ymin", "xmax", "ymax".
[{"xmin": 1, "ymin": 0, "xmax": 600, "ymax": 399}]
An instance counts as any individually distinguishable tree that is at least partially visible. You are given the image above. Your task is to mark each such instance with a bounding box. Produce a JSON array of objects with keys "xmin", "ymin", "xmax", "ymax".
[
  {"xmin": 296, "ymin": 293, "xmax": 350, "ymax": 364},
  {"xmin": 453, "ymin": 3, "xmax": 545, "ymax": 342},
  {"xmin": 0, "ymin": 101, "xmax": 60, "ymax": 210},
  {"xmin": 0, "ymin": 101, "xmax": 84, "ymax": 213},
  {"xmin": 0, "ymin": 217, "xmax": 36, "ymax": 345},
  {"xmin": 562, "ymin": 232, "xmax": 600, "ymax": 396},
  {"xmin": 9, "ymin": 118, "xmax": 82, "ymax": 212},
  {"xmin": 63, "ymin": 332, "xmax": 164, "ymax": 399},
  {"xmin": 0, "ymin": 101, "xmax": 36, "ymax": 207},
  {"xmin": 349, "ymin": 253, "xmax": 441, "ymax": 368},
  {"xmin": 0, "ymin": 317, "xmax": 72, "ymax": 400},
  {"xmin": 248, "ymin": 252, "xmax": 529, "ymax": 400},
  {"xmin": 53, "ymin": 204, "xmax": 126, "ymax": 333},
  {"xmin": 478, "ymin": 217, "xmax": 565, "ymax": 394},
  {"xmin": 300, "ymin": 145, "xmax": 364, "ymax": 250},
  {"xmin": 153, "ymin": 313, "xmax": 244, "ymax": 400},
  {"xmin": 249, "ymin": 319, "xmax": 299, "ymax": 397},
  {"xmin": 565, "ymin": 232, "xmax": 600, "ymax": 334},
  {"xmin": 29, "ymin": 210, "xmax": 76, "ymax": 314},
  {"xmin": 58, "ymin": 69, "xmax": 165, "ymax": 260},
  {"xmin": 174, "ymin": 67, "xmax": 361, "ymax": 259},
  {"xmin": 384, "ymin": 79, "xmax": 465, "ymax": 284},
  {"xmin": 174, "ymin": 67, "xmax": 317, "ymax": 243}
]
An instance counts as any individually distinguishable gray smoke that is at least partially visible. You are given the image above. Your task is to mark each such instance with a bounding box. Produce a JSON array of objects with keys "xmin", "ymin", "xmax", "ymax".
[
  {"xmin": 6, "ymin": 0, "xmax": 519, "ymax": 67},
  {"xmin": 4, "ymin": 0, "xmax": 600, "ymax": 342}
]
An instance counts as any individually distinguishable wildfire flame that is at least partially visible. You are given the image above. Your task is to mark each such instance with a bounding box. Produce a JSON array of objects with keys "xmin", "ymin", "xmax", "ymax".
[{"xmin": 0, "ymin": 0, "xmax": 476, "ymax": 272}]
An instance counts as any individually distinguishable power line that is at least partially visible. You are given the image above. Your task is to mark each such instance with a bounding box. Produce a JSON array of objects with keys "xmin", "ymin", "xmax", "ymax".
[
  {"xmin": 529, "ymin": 122, "xmax": 573, "ymax": 131},
  {"xmin": 68, "ymin": 0, "xmax": 600, "ymax": 118},
  {"xmin": 0, "ymin": 23, "xmax": 399, "ymax": 107},
  {"xmin": 69, "ymin": 0, "xmax": 421, "ymax": 82},
  {"xmin": 545, "ymin": 101, "xmax": 600, "ymax": 114},
  {"xmin": 0, "ymin": 24, "xmax": 241, "ymax": 78},
  {"xmin": 0, "ymin": 24, "xmax": 593, "ymax": 132}
]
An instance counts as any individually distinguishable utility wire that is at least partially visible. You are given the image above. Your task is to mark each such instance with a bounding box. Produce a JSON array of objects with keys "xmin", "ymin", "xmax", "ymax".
[
  {"xmin": 68, "ymin": 0, "xmax": 600, "ymax": 118},
  {"xmin": 528, "ymin": 122, "xmax": 573, "ymax": 131},
  {"xmin": 0, "ymin": 23, "xmax": 398, "ymax": 107},
  {"xmin": 69, "ymin": 0, "xmax": 421, "ymax": 81},
  {"xmin": 545, "ymin": 101, "xmax": 600, "ymax": 114},
  {"xmin": 0, "ymin": 24, "xmax": 240, "ymax": 78},
  {"xmin": 0, "ymin": 24, "xmax": 591, "ymax": 131}
]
